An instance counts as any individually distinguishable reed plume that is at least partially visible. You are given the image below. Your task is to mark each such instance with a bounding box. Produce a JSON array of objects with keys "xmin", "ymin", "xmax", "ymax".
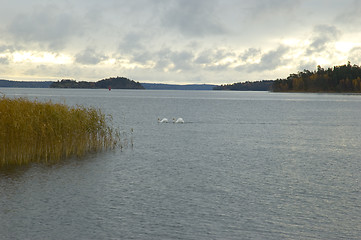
[{"xmin": 0, "ymin": 96, "xmax": 120, "ymax": 167}]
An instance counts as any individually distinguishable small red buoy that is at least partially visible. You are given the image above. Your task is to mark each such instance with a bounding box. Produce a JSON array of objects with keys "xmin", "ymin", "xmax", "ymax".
[{"xmin": 108, "ymin": 86, "xmax": 111, "ymax": 91}]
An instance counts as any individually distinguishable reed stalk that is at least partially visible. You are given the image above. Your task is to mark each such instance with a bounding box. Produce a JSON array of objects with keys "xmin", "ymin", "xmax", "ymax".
[{"xmin": 0, "ymin": 96, "xmax": 120, "ymax": 167}]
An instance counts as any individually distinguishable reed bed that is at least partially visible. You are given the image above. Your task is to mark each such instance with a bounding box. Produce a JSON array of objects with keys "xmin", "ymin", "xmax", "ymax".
[{"xmin": 0, "ymin": 96, "xmax": 120, "ymax": 167}]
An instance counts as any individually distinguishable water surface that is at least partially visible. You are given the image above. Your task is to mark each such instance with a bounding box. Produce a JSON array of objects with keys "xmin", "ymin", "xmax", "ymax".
[{"xmin": 0, "ymin": 89, "xmax": 360, "ymax": 239}]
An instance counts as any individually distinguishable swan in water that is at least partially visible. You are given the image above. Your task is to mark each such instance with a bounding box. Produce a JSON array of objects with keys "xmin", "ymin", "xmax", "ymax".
[
  {"xmin": 173, "ymin": 118, "xmax": 184, "ymax": 123},
  {"xmin": 158, "ymin": 118, "xmax": 168, "ymax": 123}
]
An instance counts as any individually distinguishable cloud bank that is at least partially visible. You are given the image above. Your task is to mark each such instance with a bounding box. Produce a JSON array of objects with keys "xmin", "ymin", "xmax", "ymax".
[{"xmin": 0, "ymin": 0, "xmax": 360, "ymax": 83}]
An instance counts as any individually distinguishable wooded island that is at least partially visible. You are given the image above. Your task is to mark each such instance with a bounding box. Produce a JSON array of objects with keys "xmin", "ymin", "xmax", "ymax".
[
  {"xmin": 50, "ymin": 77, "xmax": 144, "ymax": 89},
  {"xmin": 273, "ymin": 62, "xmax": 361, "ymax": 92}
]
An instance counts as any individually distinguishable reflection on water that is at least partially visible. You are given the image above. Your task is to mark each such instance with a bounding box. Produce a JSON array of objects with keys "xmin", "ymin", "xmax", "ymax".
[{"xmin": 0, "ymin": 89, "xmax": 361, "ymax": 239}]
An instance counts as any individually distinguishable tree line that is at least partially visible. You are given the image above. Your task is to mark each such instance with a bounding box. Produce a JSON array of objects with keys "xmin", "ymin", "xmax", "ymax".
[
  {"xmin": 0, "ymin": 80, "xmax": 52, "ymax": 88},
  {"xmin": 213, "ymin": 80, "xmax": 273, "ymax": 91},
  {"xmin": 273, "ymin": 62, "xmax": 361, "ymax": 92},
  {"xmin": 50, "ymin": 77, "xmax": 144, "ymax": 89}
]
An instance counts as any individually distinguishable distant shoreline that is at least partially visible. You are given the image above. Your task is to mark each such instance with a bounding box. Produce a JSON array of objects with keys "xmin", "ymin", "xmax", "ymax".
[
  {"xmin": 0, "ymin": 79, "xmax": 53, "ymax": 88},
  {"xmin": 0, "ymin": 79, "xmax": 218, "ymax": 90},
  {"xmin": 3, "ymin": 62, "xmax": 361, "ymax": 93},
  {"xmin": 0, "ymin": 79, "xmax": 271, "ymax": 91}
]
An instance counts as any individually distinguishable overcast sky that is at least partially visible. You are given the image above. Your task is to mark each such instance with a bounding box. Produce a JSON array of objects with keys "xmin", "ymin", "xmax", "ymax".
[{"xmin": 1, "ymin": 0, "xmax": 361, "ymax": 84}]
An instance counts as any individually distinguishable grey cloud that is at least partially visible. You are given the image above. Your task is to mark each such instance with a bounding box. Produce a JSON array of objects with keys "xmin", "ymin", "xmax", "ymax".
[
  {"xmin": 170, "ymin": 51, "xmax": 194, "ymax": 70},
  {"xmin": 23, "ymin": 64, "xmax": 50, "ymax": 76},
  {"xmin": 206, "ymin": 63, "xmax": 231, "ymax": 71},
  {"xmin": 194, "ymin": 49, "xmax": 236, "ymax": 66},
  {"xmin": 0, "ymin": 57, "xmax": 10, "ymax": 65},
  {"xmin": 298, "ymin": 60, "xmax": 317, "ymax": 72},
  {"xmin": 256, "ymin": 45, "xmax": 289, "ymax": 70},
  {"xmin": 23, "ymin": 63, "xmax": 104, "ymax": 80},
  {"xmin": 0, "ymin": 46, "xmax": 14, "ymax": 65},
  {"xmin": 335, "ymin": 0, "xmax": 361, "ymax": 28},
  {"xmin": 0, "ymin": 45, "xmax": 16, "ymax": 53},
  {"xmin": 213, "ymin": 49, "xmax": 236, "ymax": 61},
  {"xmin": 75, "ymin": 48, "xmax": 108, "ymax": 65},
  {"xmin": 237, "ymin": 45, "xmax": 289, "ymax": 72},
  {"xmin": 131, "ymin": 52, "xmax": 153, "ymax": 64},
  {"xmin": 7, "ymin": 6, "xmax": 83, "ymax": 50},
  {"xmin": 118, "ymin": 32, "xmax": 155, "ymax": 64},
  {"xmin": 161, "ymin": 0, "xmax": 227, "ymax": 37},
  {"xmin": 155, "ymin": 48, "xmax": 194, "ymax": 71},
  {"xmin": 245, "ymin": 0, "xmax": 301, "ymax": 29},
  {"xmin": 155, "ymin": 48, "xmax": 172, "ymax": 69},
  {"xmin": 240, "ymin": 48, "xmax": 261, "ymax": 61},
  {"xmin": 348, "ymin": 47, "xmax": 361, "ymax": 63},
  {"xmin": 195, "ymin": 48, "xmax": 236, "ymax": 65},
  {"xmin": 250, "ymin": 0, "xmax": 300, "ymax": 15},
  {"xmin": 119, "ymin": 33, "xmax": 145, "ymax": 54},
  {"xmin": 306, "ymin": 25, "xmax": 341, "ymax": 55},
  {"xmin": 194, "ymin": 50, "xmax": 212, "ymax": 64},
  {"xmin": 0, "ymin": 0, "xmax": 356, "ymax": 84}
]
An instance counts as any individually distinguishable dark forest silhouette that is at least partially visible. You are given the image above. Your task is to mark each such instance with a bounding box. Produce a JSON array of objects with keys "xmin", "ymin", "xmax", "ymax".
[
  {"xmin": 214, "ymin": 80, "xmax": 273, "ymax": 91},
  {"xmin": 50, "ymin": 77, "xmax": 144, "ymax": 89},
  {"xmin": 273, "ymin": 62, "xmax": 361, "ymax": 92}
]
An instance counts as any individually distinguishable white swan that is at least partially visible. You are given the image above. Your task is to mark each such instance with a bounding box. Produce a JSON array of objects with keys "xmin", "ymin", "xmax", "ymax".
[
  {"xmin": 158, "ymin": 118, "xmax": 168, "ymax": 123},
  {"xmin": 173, "ymin": 118, "xmax": 184, "ymax": 123}
]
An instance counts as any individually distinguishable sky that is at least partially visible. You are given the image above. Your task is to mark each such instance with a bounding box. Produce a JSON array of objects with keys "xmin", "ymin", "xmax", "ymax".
[{"xmin": 1, "ymin": 0, "xmax": 361, "ymax": 84}]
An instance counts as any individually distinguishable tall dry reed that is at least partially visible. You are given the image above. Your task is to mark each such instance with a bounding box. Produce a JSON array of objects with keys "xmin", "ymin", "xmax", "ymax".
[{"xmin": 0, "ymin": 96, "xmax": 120, "ymax": 167}]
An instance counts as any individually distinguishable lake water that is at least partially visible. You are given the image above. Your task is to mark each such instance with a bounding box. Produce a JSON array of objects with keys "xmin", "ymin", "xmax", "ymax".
[{"xmin": 0, "ymin": 89, "xmax": 360, "ymax": 239}]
